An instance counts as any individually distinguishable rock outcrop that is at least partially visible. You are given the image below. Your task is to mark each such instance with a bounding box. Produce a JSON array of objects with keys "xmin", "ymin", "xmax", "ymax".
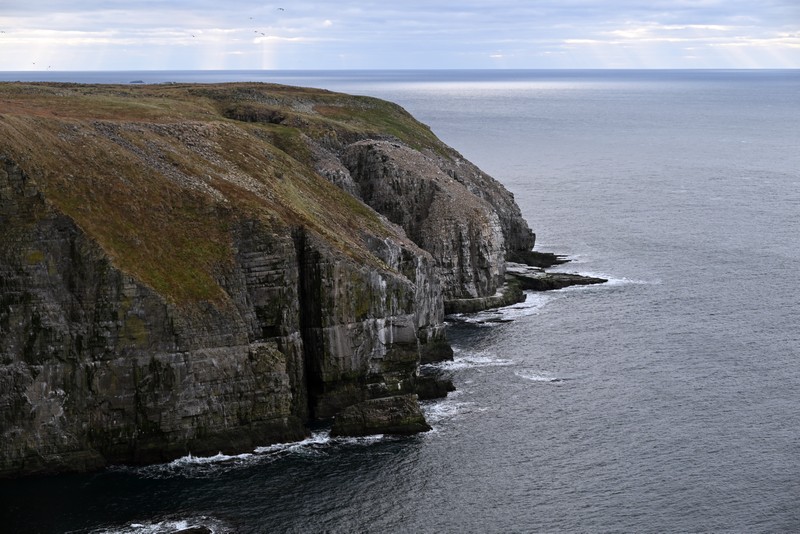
[
  {"xmin": 330, "ymin": 394, "xmax": 431, "ymax": 437},
  {"xmin": 0, "ymin": 81, "xmax": 543, "ymax": 477},
  {"xmin": 506, "ymin": 262, "xmax": 608, "ymax": 291}
]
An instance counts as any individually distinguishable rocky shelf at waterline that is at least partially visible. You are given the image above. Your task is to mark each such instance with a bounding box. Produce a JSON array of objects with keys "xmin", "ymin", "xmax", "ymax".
[
  {"xmin": 505, "ymin": 262, "xmax": 608, "ymax": 291},
  {"xmin": 444, "ymin": 261, "xmax": 607, "ymax": 314}
]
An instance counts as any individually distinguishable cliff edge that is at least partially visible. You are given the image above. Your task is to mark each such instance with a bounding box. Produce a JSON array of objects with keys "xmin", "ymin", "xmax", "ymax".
[{"xmin": 0, "ymin": 82, "xmax": 536, "ymax": 477}]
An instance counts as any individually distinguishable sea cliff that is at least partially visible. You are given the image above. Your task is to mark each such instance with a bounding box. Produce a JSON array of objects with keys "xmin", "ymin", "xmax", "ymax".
[{"xmin": 0, "ymin": 82, "xmax": 580, "ymax": 477}]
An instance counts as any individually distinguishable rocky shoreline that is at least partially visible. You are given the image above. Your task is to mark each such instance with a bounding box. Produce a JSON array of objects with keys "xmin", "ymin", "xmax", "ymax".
[{"xmin": 0, "ymin": 82, "xmax": 603, "ymax": 477}]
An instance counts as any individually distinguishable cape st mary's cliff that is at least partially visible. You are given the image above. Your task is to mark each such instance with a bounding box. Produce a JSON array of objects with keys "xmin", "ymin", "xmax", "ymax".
[{"xmin": 0, "ymin": 82, "xmax": 593, "ymax": 477}]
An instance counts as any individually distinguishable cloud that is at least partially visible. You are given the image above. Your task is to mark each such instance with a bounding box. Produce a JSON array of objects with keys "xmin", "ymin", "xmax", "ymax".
[{"xmin": 0, "ymin": 0, "xmax": 798, "ymax": 69}]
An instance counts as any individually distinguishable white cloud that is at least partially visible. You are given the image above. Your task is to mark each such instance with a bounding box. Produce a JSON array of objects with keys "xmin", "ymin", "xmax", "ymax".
[{"xmin": 0, "ymin": 0, "xmax": 798, "ymax": 69}]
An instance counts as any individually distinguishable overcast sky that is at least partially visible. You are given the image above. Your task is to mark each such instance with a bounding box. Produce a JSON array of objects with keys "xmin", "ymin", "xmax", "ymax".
[{"xmin": 1, "ymin": 1, "xmax": 798, "ymax": 70}]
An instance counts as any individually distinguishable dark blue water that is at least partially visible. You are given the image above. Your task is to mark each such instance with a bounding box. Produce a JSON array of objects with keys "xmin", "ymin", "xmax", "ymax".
[{"xmin": 2, "ymin": 70, "xmax": 799, "ymax": 533}]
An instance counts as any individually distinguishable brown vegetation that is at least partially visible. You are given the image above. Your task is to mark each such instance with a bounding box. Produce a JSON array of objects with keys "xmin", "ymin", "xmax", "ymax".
[{"xmin": 0, "ymin": 82, "xmax": 449, "ymax": 304}]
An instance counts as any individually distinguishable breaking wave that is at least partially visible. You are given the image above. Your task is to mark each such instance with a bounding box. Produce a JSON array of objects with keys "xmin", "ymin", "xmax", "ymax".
[
  {"xmin": 115, "ymin": 431, "xmax": 392, "ymax": 479},
  {"xmin": 86, "ymin": 515, "xmax": 231, "ymax": 534},
  {"xmin": 448, "ymin": 292, "xmax": 553, "ymax": 325},
  {"xmin": 514, "ymin": 370, "xmax": 571, "ymax": 384},
  {"xmin": 423, "ymin": 350, "xmax": 515, "ymax": 371}
]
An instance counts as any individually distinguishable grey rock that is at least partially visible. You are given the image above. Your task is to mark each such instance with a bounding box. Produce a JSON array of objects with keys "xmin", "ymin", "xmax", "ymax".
[
  {"xmin": 330, "ymin": 394, "xmax": 431, "ymax": 437},
  {"xmin": 506, "ymin": 262, "xmax": 607, "ymax": 291},
  {"xmin": 342, "ymin": 140, "xmax": 508, "ymax": 301},
  {"xmin": 414, "ymin": 374, "xmax": 456, "ymax": 400}
]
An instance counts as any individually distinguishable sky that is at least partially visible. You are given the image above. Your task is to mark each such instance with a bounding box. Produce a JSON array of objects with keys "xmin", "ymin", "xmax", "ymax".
[{"xmin": 0, "ymin": 1, "xmax": 798, "ymax": 70}]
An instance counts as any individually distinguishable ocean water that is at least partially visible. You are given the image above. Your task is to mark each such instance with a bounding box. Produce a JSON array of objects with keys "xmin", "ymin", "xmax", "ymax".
[{"xmin": 1, "ymin": 70, "xmax": 799, "ymax": 533}]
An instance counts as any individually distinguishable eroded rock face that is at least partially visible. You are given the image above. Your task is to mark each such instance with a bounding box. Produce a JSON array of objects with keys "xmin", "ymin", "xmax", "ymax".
[
  {"xmin": 432, "ymin": 150, "xmax": 536, "ymax": 261},
  {"xmin": 342, "ymin": 141, "xmax": 509, "ymax": 301},
  {"xmin": 294, "ymin": 229, "xmax": 447, "ymax": 419}
]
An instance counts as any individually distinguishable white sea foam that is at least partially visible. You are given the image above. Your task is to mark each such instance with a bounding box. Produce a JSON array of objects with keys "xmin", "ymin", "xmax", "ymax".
[
  {"xmin": 422, "ymin": 398, "xmax": 486, "ymax": 425},
  {"xmin": 549, "ymin": 270, "xmax": 656, "ymax": 289},
  {"xmin": 253, "ymin": 431, "xmax": 331, "ymax": 454},
  {"xmin": 257, "ymin": 431, "xmax": 392, "ymax": 453},
  {"xmin": 89, "ymin": 515, "xmax": 229, "ymax": 534},
  {"xmin": 167, "ymin": 450, "xmax": 254, "ymax": 467},
  {"xmin": 122, "ymin": 430, "xmax": 398, "ymax": 479},
  {"xmin": 424, "ymin": 350, "xmax": 515, "ymax": 371},
  {"xmin": 514, "ymin": 370, "xmax": 569, "ymax": 384},
  {"xmin": 335, "ymin": 433, "xmax": 389, "ymax": 446},
  {"xmin": 449, "ymin": 292, "xmax": 552, "ymax": 325},
  {"xmin": 587, "ymin": 273, "xmax": 654, "ymax": 287}
]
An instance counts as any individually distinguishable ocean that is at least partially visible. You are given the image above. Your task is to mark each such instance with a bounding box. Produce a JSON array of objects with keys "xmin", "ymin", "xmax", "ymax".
[{"xmin": 1, "ymin": 70, "xmax": 799, "ymax": 533}]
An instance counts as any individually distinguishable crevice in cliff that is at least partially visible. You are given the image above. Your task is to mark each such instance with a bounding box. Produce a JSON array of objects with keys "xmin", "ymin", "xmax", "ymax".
[{"xmin": 292, "ymin": 226, "xmax": 323, "ymax": 421}]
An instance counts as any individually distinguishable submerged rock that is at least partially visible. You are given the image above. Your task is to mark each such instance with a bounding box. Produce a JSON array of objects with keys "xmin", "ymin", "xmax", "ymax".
[{"xmin": 330, "ymin": 394, "xmax": 431, "ymax": 437}]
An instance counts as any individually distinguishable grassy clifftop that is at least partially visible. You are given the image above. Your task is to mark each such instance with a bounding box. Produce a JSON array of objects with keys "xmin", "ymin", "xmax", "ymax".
[{"xmin": 0, "ymin": 82, "xmax": 448, "ymax": 304}]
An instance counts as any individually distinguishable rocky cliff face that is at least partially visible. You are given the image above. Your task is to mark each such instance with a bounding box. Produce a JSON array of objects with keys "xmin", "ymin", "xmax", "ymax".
[
  {"xmin": 341, "ymin": 140, "xmax": 507, "ymax": 301},
  {"xmin": 320, "ymin": 135, "xmax": 535, "ymax": 304},
  {"xmin": 0, "ymin": 82, "xmax": 534, "ymax": 477}
]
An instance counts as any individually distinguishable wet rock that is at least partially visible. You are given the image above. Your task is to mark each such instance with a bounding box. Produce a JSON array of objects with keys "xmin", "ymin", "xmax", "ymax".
[
  {"xmin": 415, "ymin": 375, "xmax": 456, "ymax": 400},
  {"xmin": 505, "ymin": 262, "xmax": 607, "ymax": 291},
  {"xmin": 507, "ymin": 250, "xmax": 569, "ymax": 268},
  {"xmin": 444, "ymin": 279, "xmax": 524, "ymax": 315},
  {"xmin": 330, "ymin": 394, "xmax": 431, "ymax": 437}
]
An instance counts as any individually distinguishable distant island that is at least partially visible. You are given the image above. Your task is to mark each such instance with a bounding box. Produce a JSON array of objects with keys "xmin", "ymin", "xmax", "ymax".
[{"xmin": 0, "ymin": 82, "xmax": 603, "ymax": 477}]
